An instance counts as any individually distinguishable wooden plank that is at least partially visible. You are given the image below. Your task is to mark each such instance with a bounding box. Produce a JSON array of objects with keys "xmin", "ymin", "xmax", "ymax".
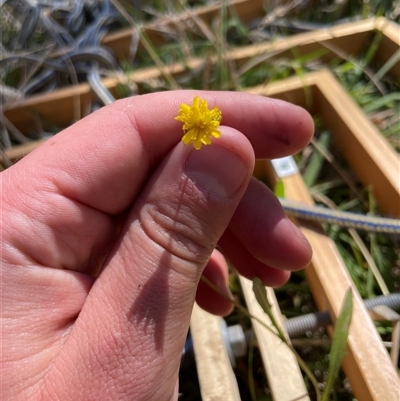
[
  {"xmin": 247, "ymin": 70, "xmax": 400, "ymax": 218},
  {"xmin": 228, "ymin": 18, "xmax": 376, "ymax": 67},
  {"xmin": 4, "ymin": 17, "xmax": 398, "ymax": 134},
  {"xmin": 190, "ymin": 304, "xmax": 241, "ymax": 401},
  {"xmin": 3, "ymin": 138, "xmax": 47, "ymax": 162},
  {"xmin": 3, "ymin": 83, "xmax": 95, "ymax": 133},
  {"xmin": 240, "ymin": 278, "xmax": 310, "ymax": 401}
]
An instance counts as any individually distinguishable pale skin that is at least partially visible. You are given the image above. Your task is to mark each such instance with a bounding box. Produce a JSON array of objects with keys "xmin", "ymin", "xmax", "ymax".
[{"xmin": 1, "ymin": 91, "xmax": 314, "ymax": 401}]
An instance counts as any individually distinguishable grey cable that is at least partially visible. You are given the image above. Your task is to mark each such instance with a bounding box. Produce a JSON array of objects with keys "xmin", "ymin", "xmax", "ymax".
[{"xmin": 285, "ymin": 292, "xmax": 400, "ymax": 338}]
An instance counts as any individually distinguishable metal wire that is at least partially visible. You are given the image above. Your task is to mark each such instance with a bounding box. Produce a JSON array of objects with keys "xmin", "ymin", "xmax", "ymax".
[
  {"xmin": 285, "ymin": 293, "xmax": 400, "ymax": 337},
  {"xmin": 279, "ymin": 198, "xmax": 400, "ymax": 235}
]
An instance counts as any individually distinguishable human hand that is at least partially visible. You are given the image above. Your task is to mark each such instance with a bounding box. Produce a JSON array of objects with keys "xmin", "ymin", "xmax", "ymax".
[{"xmin": 1, "ymin": 91, "xmax": 313, "ymax": 400}]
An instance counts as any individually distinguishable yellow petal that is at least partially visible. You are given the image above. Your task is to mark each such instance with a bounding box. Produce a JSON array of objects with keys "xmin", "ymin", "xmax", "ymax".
[{"xmin": 175, "ymin": 96, "xmax": 222, "ymax": 150}]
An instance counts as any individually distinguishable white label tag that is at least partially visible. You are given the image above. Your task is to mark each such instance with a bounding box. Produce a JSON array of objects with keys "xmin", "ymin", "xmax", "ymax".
[{"xmin": 271, "ymin": 156, "xmax": 298, "ymax": 177}]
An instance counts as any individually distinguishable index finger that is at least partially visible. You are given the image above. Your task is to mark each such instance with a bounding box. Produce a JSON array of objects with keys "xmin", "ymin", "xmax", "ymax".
[
  {"xmin": 126, "ymin": 90, "xmax": 313, "ymax": 160},
  {"xmin": 11, "ymin": 90, "xmax": 313, "ymax": 214}
]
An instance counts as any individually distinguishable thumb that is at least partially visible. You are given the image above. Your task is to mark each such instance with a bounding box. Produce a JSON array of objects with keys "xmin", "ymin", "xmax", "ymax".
[{"xmin": 42, "ymin": 127, "xmax": 254, "ymax": 401}]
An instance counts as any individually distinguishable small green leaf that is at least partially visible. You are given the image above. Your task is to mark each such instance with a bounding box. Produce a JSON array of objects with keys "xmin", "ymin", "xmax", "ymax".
[
  {"xmin": 252, "ymin": 277, "xmax": 272, "ymax": 316},
  {"xmin": 252, "ymin": 277, "xmax": 284, "ymax": 339},
  {"xmin": 274, "ymin": 179, "xmax": 285, "ymax": 198},
  {"xmin": 304, "ymin": 131, "xmax": 331, "ymax": 187},
  {"xmin": 322, "ymin": 288, "xmax": 353, "ymax": 401}
]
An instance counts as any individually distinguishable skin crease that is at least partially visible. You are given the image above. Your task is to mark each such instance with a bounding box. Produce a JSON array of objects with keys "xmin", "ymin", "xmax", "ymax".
[{"xmin": 1, "ymin": 91, "xmax": 314, "ymax": 401}]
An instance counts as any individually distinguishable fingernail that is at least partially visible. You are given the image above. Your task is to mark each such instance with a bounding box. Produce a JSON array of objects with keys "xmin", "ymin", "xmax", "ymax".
[
  {"xmin": 185, "ymin": 145, "xmax": 249, "ymax": 198},
  {"xmin": 292, "ymin": 222, "xmax": 311, "ymax": 246}
]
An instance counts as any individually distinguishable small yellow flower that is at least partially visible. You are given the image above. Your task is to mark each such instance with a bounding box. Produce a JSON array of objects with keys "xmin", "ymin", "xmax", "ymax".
[{"xmin": 175, "ymin": 96, "xmax": 222, "ymax": 150}]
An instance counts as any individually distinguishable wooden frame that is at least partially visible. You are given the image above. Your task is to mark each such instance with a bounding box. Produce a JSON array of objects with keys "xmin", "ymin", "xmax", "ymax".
[
  {"xmin": 249, "ymin": 69, "xmax": 400, "ymax": 218},
  {"xmin": 247, "ymin": 70, "xmax": 399, "ymax": 401},
  {"xmin": 3, "ymin": 13, "xmax": 400, "ymax": 399},
  {"xmin": 3, "ymin": 17, "xmax": 399, "ymax": 138}
]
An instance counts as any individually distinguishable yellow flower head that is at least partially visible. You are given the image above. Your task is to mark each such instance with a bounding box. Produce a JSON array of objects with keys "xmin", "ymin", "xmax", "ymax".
[{"xmin": 175, "ymin": 96, "xmax": 222, "ymax": 150}]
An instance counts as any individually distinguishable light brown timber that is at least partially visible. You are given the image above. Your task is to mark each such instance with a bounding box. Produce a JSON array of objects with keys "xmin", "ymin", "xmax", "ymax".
[{"xmin": 190, "ymin": 304, "xmax": 241, "ymax": 401}]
